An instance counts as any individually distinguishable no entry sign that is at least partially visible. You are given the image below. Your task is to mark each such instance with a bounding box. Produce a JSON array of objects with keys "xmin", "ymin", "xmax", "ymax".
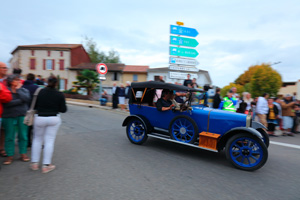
[{"xmin": 96, "ymin": 63, "xmax": 108, "ymax": 75}]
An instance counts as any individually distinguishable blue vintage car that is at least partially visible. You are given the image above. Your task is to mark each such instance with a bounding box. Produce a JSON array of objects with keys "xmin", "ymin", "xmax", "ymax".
[{"xmin": 122, "ymin": 81, "xmax": 269, "ymax": 171}]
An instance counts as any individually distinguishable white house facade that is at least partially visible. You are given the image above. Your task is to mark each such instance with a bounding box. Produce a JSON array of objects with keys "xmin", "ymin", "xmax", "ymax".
[{"xmin": 147, "ymin": 67, "xmax": 212, "ymax": 87}]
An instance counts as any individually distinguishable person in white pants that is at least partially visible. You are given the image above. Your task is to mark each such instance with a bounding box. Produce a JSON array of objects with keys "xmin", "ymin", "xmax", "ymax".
[
  {"xmin": 30, "ymin": 76, "xmax": 67, "ymax": 173},
  {"xmin": 31, "ymin": 115, "xmax": 61, "ymax": 168}
]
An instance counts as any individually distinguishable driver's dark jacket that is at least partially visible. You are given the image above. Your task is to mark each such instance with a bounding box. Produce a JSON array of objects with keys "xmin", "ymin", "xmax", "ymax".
[{"xmin": 156, "ymin": 98, "xmax": 172, "ymax": 111}]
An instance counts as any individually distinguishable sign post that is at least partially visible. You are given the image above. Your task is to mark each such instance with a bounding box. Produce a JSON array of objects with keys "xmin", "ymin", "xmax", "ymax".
[
  {"xmin": 169, "ymin": 23, "xmax": 199, "ymax": 81},
  {"xmin": 95, "ymin": 63, "xmax": 108, "ymax": 101}
]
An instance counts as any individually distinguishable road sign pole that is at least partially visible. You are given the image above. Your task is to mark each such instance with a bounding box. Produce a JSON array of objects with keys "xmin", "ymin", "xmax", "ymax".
[
  {"xmin": 99, "ymin": 77, "xmax": 102, "ymax": 99},
  {"xmin": 96, "ymin": 63, "xmax": 108, "ymax": 104}
]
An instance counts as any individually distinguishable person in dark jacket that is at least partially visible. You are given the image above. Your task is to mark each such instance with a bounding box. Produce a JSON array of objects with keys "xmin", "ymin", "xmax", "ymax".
[
  {"xmin": 30, "ymin": 76, "xmax": 67, "ymax": 173},
  {"xmin": 156, "ymin": 90, "xmax": 175, "ymax": 111},
  {"xmin": 2, "ymin": 75, "xmax": 30, "ymax": 165},
  {"xmin": 35, "ymin": 75, "xmax": 45, "ymax": 86},
  {"xmin": 197, "ymin": 85, "xmax": 210, "ymax": 107},
  {"xmin": 22, "ymin": 73, "xmax": 39, "ymax": 147},
  {"xmin": 112, "ymin": 82, "xmax": 119, "ymax": 109},
  {"xmin": 118, "ymin": 83, "xmax": 126, "ymax": 110},
  {"xmin": 213, "ymin": 88, "xmax": 222, "ymax": 109},
  {"xmin": 267, "ymin": 98, "xmax": 279, "ymax": 136},
  {"xmin": 22, "ymin": 73, "xmax": 39, "ymax": 103},
  {"xmin": 183, "ymin": 74, "xmax": 192, "ymax": 87}
]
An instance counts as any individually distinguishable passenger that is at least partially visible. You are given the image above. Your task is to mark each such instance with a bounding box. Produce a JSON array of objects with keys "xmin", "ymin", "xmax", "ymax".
[
  {"xmin": 174, "ymin": 90, "xmax": 186, "ymax": 104},
  {"xmin": 156, "ymin": 89, "xmax": 175, "ymax": 111},
  {"xmin": 170, "ymin": 91, "xmax": 180, "ymax": 110}
]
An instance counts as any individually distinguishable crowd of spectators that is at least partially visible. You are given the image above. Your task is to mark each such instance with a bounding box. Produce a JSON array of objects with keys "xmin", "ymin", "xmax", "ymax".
[
  {"xmin": 0, "ymin": 62, "xmax": 67, "ymax": 173},
  {"xmin": 213, "ymin": 87, "xmax": 300, "ymax": 137}
]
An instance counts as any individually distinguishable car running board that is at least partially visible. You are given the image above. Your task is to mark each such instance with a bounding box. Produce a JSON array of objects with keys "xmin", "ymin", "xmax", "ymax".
[{"xmin": 147, "ymin": 132, "xmax": 218, "ymax": 153}]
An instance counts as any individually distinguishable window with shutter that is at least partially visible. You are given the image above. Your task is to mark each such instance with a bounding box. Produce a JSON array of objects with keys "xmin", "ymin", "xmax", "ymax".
[
  {"xmin": 30, "ymin": 58, "xmax": 36, "ymax": 70},
  {"xmin": 59, "ymin": 60, "xmax": 64, "ymax": 70},
  {"xmin": 64, "ymin": 79, "xmax": 68, "ymax": 90},
  {"xmin": 43, "ymin": 59, "xmax": 46, "ymax": 70}
]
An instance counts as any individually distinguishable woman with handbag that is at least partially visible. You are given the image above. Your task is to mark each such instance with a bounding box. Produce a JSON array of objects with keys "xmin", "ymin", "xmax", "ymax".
[
  {"xmin": 30, "ymin": 76, "xmax": 67, "ymax": 173},
  {"xmin": 2, "ymin": 75, "xmax": 30, "ymax": 165}
]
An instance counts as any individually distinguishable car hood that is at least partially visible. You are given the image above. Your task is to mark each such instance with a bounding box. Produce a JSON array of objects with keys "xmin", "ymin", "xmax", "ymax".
[{"xmin": 192, "ymin": 106, "xmax": 247, "ymax": 135}]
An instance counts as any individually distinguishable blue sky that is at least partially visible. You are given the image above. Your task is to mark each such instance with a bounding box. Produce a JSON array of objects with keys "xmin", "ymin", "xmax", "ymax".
[{"xmin": 1, "ymin": 0, "xmax": 300, "ymax": 87}]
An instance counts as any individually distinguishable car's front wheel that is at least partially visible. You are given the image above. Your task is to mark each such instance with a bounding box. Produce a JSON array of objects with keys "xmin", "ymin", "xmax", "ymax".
[
  {"xmin": 225, "ymin": 133, "xmax": 268, "ymax": 171},
  {"xmin": 126, "ymin": 119, "xmax": 148, "ymax": 145}
]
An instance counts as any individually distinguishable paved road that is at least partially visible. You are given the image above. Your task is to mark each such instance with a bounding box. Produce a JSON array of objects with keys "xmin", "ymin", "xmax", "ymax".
[{"xmin": 1, "ymin": 105, "xmax": 300, "ymax": 200}]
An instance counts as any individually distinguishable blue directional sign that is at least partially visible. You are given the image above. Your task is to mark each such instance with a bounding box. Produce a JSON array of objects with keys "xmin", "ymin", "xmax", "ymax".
[
  {"xmin": 170, "ymin": 25, "xmax": 199, "ymax": 37},
  {"xmin": 170, "ymin": 36, "xmax": 199, "ymax": 47},
  {"xmin": 170, "ymin": 47, "xmax": 199, "ymax": 58}
]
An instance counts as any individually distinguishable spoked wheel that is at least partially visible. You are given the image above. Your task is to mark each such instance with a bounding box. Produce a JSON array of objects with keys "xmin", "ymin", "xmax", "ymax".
[
  {"xmin": 126, "ymin": 119, "xmax": 148, "ymax": 145},
  {"xmin": 169, "ymin": 116, "xmax": 198, "ymax": 144},
  {"xmin": 225, "ymin": 133, "xmax": 268, "ymax": 171}
]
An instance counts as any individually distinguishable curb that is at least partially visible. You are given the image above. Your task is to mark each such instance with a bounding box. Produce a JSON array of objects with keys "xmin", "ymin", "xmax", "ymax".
[{"xmin": 66, "ymin": 101, "xmax": 129, "ymax": 116}]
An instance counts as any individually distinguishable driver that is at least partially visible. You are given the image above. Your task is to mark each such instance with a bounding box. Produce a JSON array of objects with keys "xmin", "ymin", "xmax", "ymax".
[{"xmin": 156, "ymin": 89, "xmax": 175, "ymax": 111}]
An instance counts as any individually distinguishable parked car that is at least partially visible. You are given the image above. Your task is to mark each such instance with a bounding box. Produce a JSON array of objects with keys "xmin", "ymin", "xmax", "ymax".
[{"xmin": 122, "ymin": 81, "xmax": 269, "ymax": 171}]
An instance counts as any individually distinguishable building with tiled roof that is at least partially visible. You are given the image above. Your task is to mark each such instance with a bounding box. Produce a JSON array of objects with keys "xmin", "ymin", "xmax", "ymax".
[
  {"xmin": 10, "ymin": 44, "xmax": 91, "ymax": 90},
  {"xmin": 278, "ymin": 80, "xmax": 300, "ymax": 99},
  {"xmin": 122, "ymin": 65, "xmax": 149, "ymax": 83}
]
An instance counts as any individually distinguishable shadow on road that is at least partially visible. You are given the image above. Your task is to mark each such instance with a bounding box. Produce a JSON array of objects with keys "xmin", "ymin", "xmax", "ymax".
[{"xmin": 142, "ymin": 137, "xmax": 232, "ymax": 169}]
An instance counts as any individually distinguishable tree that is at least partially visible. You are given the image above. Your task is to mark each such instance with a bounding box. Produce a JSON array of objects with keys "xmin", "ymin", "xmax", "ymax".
[
  {"xmin": 249, "ymin": 65, "xmax": 282, "ymax": 97},
  {"xmin": 235, "ymin": 65, "xmax": 261, "ymax": 85},
  {"xmin": 232, "ymin": 63, "xmax": 282, "ymax": 97},
  {"xmin": 84, "ymin": 36, "xmax": 121, "ymax": 63},
  {"xmin": 221, "ymin": 83, "xmax": 244, "ymax": 98},
  {"xmin": 74, "ymin": 69, "xmax": 99, "ymax": 95}
]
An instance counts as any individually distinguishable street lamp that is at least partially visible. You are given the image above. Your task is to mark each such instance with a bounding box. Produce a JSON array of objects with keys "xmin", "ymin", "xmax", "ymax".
[{"xmin": 271, "ymin": 61, "xmax": 282, "ymax": 66}]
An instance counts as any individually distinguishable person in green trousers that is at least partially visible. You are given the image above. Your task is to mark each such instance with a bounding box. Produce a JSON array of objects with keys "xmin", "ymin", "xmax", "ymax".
[{"xmin": 2, "ymin": 74, "xmax": 30, "ymax": 165}]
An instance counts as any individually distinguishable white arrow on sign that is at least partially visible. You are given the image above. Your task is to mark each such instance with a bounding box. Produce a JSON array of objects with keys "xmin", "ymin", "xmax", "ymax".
[
  {"xmin": 169, "ymin": 57, "xmax": 199, "ymax": 66},
  {"xmin": 169, "ymin": 65, "xmax": 199, "ymax": 72}
]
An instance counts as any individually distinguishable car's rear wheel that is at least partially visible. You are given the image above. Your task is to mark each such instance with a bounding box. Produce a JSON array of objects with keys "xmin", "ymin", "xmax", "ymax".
[
  {"xmin": 126, "ymin": 119, "xmax": 148, "ymax": 145},
  {"xmin": 225, "ymin": 133, "xmax": 268, "ymax": 171},
  {"xmin": 169, "ymin": 116, "xmax": 198, "ymax": 144}
]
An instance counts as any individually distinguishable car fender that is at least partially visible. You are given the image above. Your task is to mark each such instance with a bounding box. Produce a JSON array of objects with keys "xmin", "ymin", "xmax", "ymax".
[
  {"xmin": 122, "ymin": 115, "xmax": 152, "ymax": 133},
  {"xmin": 218, "ymin": 127, "xmax": 263, "ymax": 151},
  {"xmin": 251, "ymin": 121, "xmax": 267, "ymax": 129}
]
